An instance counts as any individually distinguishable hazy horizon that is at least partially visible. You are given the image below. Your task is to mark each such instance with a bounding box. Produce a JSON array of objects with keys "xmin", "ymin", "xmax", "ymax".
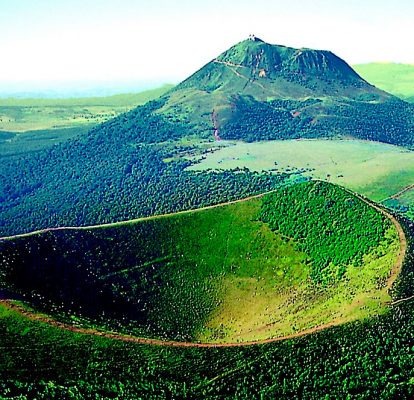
[
  {"xmin": 0, "ymin": 79, "xmax": 174, "ymax": 98},
  {"xmin": 3, "ymin": 61, "xmax": 414, "ymax": 99}
]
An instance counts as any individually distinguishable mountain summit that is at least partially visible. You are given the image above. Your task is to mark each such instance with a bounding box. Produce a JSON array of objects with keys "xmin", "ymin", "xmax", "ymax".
[
  {"xmin": 173, "ymin": 37, "xmax": 384, "ymax": 100},
  {"xmin": 154, "ymin": 37, "xmax": 406, "ymax": 142}
]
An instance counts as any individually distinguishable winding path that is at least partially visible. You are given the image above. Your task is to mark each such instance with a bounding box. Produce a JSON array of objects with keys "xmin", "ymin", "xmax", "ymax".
[
  {"xmin": 349, "ymin": 190, "xmax": 407, "ymax": 291},
  {"xmin": 0, "ymin": 184, "xmax": 408, "ymax": 348},
  {"xmin": 0, "ymin": 190, "xmax": 276, "ymax": 242},
  {"xmin": 391, "ymin": 184, "xmax": 414, "ymax": 200}
]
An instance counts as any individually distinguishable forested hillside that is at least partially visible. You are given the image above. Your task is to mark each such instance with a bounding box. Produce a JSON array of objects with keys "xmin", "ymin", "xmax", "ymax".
[
  {"xmin": 260, "ymin": 181, "xmax": 389, "ymax": 283},
  {"xmin": 0, "ymin": 99, "xmax": 287, "ymax": 236},
  {"xmin": 217, "ymin": 95, "xmax": 414, "ymax": 144},
  {"xmin": 2, "ymin": 37, "xmax": 414, "ymax": 237}
]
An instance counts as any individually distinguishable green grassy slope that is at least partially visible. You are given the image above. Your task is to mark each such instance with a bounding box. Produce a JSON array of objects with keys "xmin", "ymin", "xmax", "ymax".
[
  {"xmin": 354, "ymin": 63, "xmax": 414, "ymax": 101},
  {"xmin": 383, "ymin": 186, "xmax": 414, "ymax": 221},
  {"xmin": 177, "ymin": 38, "xmax": 382, "ymax": 100},
  {"xmin": 0, "ymin": 181, "xmax": 398, "ymax": 344},
  {"xmin": 1, "ymin": 297, "xmax": 414, "ymax": 398}
]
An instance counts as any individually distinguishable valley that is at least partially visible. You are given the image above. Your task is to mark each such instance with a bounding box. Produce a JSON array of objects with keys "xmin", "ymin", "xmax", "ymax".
[{"xmin": 0, "ymin": 181, "xmax": 400, "ymax": 344}]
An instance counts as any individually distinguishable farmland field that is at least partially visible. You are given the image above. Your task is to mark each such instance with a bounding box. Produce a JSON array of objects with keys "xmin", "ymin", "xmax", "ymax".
[{"xmin": 188, "ymin": 139, "xmax": 414, "ymax": 201}]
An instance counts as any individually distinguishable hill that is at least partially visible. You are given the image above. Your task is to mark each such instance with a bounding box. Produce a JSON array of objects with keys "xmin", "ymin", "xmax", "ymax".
[
  {"xmin": 353, "ymin": 63, "xmax": 414, "ymax": 101},
  {"xmin": 1, "ymin": 37, "xmax": 414, "ymax": 237},
  {"xmin": 175, "ymin": 37, "xmax": 382, "ymax": 99},
  {"xmin": 1, "ymin": 180, "xmax": 411, "ymax": 398},
  {"xmin": 0, "ymin": 181, "xmax": 399, "ymax": 344},
  {"xmin": 156, "ymin": 37, "xmax": 414, "ymax": 144}
]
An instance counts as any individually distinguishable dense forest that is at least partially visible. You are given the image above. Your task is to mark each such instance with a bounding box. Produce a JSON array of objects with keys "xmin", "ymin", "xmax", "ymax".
[
  {"xmin": 260, "ymin": 181, "xmax": 390, "ymax": 283},
  {"xmin": 2, "ymin": 89, "xmax": 414, "ymax": 238},
  {"xmin": 0, "ymin": 98, "xmax": 287, "ymax": 237},
  {"xmin": 321, "ymin": 98, "xmax": 414, "ymax": 146},
  {"xmin": 219, "ymin": 95, "xmax": 313, "ymax": 141},
  {"xmin": 219, "ymin": 95, "xmax": 414, "ymax": 146}
]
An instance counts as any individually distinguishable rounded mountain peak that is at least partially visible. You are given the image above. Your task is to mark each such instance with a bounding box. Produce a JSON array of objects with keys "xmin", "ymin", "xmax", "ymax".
[{"xmin": 215, "ymin": 38, "xmax": 362, "ymax": 83}]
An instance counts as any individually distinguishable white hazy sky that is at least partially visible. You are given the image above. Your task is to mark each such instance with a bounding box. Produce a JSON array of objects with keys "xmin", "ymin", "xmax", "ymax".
[{"xmin": 1, "ymin": 0, "xmax": 414, "ymax": 88}]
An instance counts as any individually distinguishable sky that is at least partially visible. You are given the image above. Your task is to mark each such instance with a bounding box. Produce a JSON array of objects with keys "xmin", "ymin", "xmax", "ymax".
[{"xmin": 1, "ymin": 0, "xmax": 413, "ymax": 94}]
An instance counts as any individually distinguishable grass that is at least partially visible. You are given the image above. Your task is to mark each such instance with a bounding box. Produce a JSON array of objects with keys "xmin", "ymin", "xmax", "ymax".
[
  {"xmin": 384, "ymin": 187, "xmax": 414, "ymax": 220},
  {"xmin": 198, "ymin": 229, "xmax": 397, "ymax": 343},
  {"xmin": 0, "ymin": 182, "xmax": 399, "ymax": 344},
  {"xmin": 353, "ymin": 63, "xmax": 414, "ymax": 100},
  {"xmin": 1, "ymin": 299, "xmax": 414, "ymax": 398},
  {"xmin": 0, "ymin": 180, "xmax": 409, "ymax": 398},
  {"xmin": 1, "ymin": 297, "xmax": 414, "ymax": 398},
  {"xmin": 0, "ymin": 85, "xmax": 174, "ymax": 158},
  {"xmin": 187, "ymin": 139, "xmax": 414, "ymax": 201},
  {"xmin": 393, "ymin": 188, "xmax": 414, "ymax": 206}
]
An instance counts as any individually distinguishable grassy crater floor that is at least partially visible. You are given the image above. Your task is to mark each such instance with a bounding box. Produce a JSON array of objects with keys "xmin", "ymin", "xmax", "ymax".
[{"xmin": 0, "ymin": 181, "xmax": 400, "ymax": 344}]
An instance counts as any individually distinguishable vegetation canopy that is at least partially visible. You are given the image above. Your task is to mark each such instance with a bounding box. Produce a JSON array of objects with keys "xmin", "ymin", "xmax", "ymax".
[{"xmin": 0, "ymin": 181, "xmax": 399, "ymax": 344}]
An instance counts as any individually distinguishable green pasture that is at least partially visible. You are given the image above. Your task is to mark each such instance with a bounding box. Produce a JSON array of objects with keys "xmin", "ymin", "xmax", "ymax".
[
  {"xmin": 188, "ymin": 139, "xmax": 414, "ymax": 201},
  {"xmin": 384, "ymin": 187, "xmax": 414, "ymax": 220},
  {"xmin": 393, "ymin": 188, "xmax": 414, "ymax": 206},
  {"xmin": 353, "ymin": 63, "xmax": 414, "ymax": 100}
]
